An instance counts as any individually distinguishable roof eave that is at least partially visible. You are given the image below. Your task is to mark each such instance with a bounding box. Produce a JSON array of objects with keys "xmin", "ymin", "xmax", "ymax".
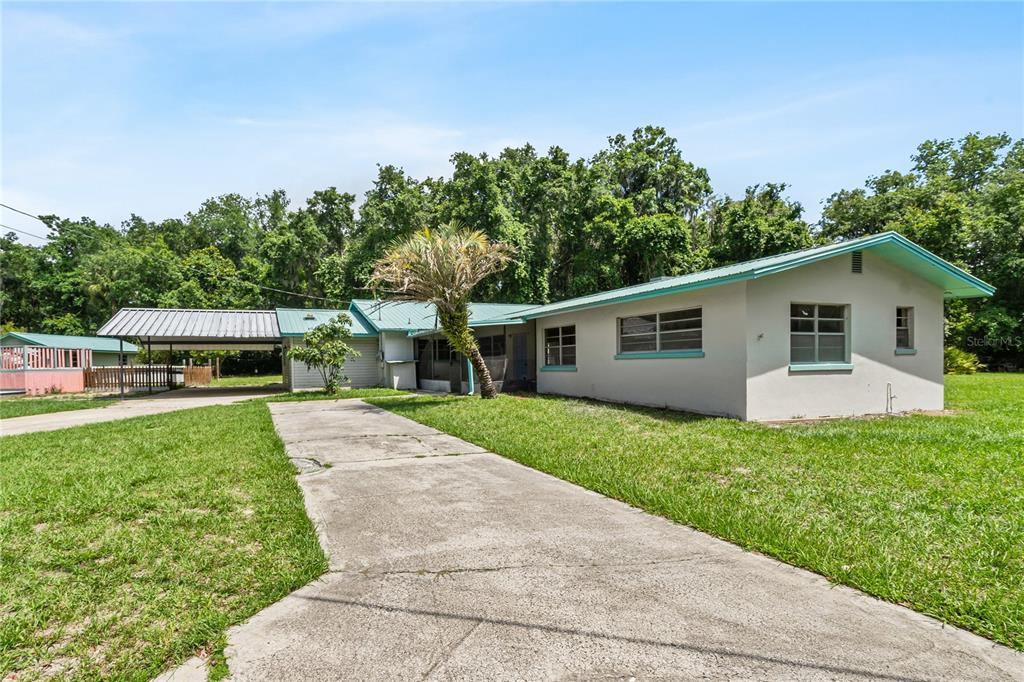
[{"xmin": 522, "ymin": 232, "xmax": 994, "ymax": 319}]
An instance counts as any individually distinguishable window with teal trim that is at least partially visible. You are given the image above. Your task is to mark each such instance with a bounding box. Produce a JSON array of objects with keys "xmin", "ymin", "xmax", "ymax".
[
  {"xmin": 618, "ymin": 307, "xmax": 702, "ymax": 354},
  {"xmin": 544, "ymin": 325, "xmax": 576, "ymax": 367},
  {"xmin": 896, "ymin": 307, "xmax": 913, "ymax": 350},
  {"xmin": 790, "ymin": 303, "xmax": 848, "ymax": 363}
]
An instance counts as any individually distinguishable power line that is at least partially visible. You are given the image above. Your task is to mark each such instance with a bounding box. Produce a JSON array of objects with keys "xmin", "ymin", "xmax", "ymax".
[
  {"xmin": 0, "ymin": 202, "xmax": 344, "ymax": 304},
  {"xmin": 1, "ymin": 223, "xmax": 48, "ymax": 241},
  {"xmin": 0, "ymin": 202, "xmax": 44, "ymax": 222}
]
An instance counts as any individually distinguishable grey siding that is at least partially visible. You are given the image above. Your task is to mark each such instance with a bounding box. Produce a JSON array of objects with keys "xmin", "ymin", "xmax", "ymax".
[{"xmin": 285, "ymin": 337, "xmax": 381, "ymax": 390}]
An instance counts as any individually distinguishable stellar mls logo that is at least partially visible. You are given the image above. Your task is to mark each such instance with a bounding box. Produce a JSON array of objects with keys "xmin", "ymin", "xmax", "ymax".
[{"xmin": 966, "ymin": 335, "xmax": 1024, "ymax": 350}]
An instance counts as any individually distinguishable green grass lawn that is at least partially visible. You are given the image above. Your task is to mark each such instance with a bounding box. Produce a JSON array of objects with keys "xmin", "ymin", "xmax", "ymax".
[
  {"xmin": 0, "ymin": 402, "xmax": 326, "ymax": 680},
  {"xmin": 263, "ymin": 387, "xmax": 407, "ymax": 402},
  {"xmin": 370, "ymin": 374, "xmax": 1024, "ymax": 650},
  {"xmin": 209, "ymin": 374, "xmax": 283, "ymax": 387},
  {"xmin": 0, "ymin": 395, "xmax": 115, "ymax": 420}
]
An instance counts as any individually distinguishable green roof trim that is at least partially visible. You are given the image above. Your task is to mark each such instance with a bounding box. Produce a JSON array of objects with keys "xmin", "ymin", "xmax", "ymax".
[
  {"xmin": 275, "ymin": 308, "xmax": 378, "ymax": 337},
  {"xmin": 520, "ymin": 231, "xmax": 995, "ymax": 320},
  {"xmin": 0, "ymin": 332, "xmax": 139, "ymax": 353}
]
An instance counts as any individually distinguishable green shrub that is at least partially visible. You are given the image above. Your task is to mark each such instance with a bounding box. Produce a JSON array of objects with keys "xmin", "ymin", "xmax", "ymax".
[{"xmin": 945, "ymin": 347, "xmax": 983, "ymax": 374}]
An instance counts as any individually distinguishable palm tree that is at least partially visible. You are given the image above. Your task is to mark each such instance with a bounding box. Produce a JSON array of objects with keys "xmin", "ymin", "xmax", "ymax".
[{"xmin": 370, "ymin": 222, "xmax": 515, "ymax": 399}]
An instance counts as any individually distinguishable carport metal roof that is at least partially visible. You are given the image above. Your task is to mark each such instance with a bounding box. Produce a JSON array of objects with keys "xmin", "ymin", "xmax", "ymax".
[{"xmin": 97, "ymin": 308, "xmax": 281, "ymax": 350}]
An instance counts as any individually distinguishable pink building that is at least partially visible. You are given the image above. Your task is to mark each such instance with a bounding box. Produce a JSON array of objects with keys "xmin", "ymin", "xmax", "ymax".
[{"xmin": 0, "ymin": 332, "xmax": 139, "ymax": 395}]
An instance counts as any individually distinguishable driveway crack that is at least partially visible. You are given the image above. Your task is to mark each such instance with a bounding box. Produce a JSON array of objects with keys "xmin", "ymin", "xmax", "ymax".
[
  {"xmin": 329, "ymin": 556, "xmax": 707, "ymax": 578},
  {"xmin": 419, "ymin": 619, "xmax": 482, "ymax": 681}
]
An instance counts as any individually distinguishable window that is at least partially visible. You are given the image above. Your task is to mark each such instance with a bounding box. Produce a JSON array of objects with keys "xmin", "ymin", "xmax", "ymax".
[
  {"xmin": 433, "ymin": 338, "xmax": 451, "ymax": 362},
  {"xmin": 544, "ymin": 325, "xmax": 576, "ymax": 367},
  {"xmin": 790, "ymin": 303, "xmax": 848, "ymax": 363},
  {"xmin": 478, "ymin": 334, "xmax": 507, "ymax": 358},
  {"xmin": 618, "ymin": 307, "xmax": 702, "ymax": 354},
  {"xmin": 896, "ymin": 307, "xmax": 914, "ymax": 350}
]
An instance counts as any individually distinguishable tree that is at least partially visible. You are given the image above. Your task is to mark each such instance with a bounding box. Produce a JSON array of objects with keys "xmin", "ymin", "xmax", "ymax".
[
  {"xmin": 821, "ymin": 132, "xmax": 1023, "ymax": 365},
  {"xmin": 708, "ymin": 183, "xmax": 813, "ymax": 264},
  {"xmin": 370, "ymin": 222, "xmax": 514, "ymax": 399},
  {"xmin": 287, "ymin": 314, "xmax": 360, "ymax": 393},
  {"xmin": 159, "ymin": 246, "xmax": 260, "ymax": 309},
  {"xmin": 339, "ymin": 165, "xmax": 435, "ymax": 299}
]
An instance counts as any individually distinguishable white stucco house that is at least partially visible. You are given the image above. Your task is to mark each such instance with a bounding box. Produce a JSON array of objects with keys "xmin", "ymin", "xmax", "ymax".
[
  {"xmin": 343, "ymin": 231, "xmax": 994, "ymax": 420},
  {"xmin": 521, "ymin": 231, "xmax": 993, "ymax": 420},
  {"xmin": 97, "ymin": 232, "xmax": 993, "ymax": 420}
]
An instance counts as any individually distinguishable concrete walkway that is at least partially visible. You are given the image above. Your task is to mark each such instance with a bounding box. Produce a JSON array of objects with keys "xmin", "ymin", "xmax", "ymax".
[
  {"xmin": 0, "ymin": 386, "xmax": 282, "ymax": 436},
  {"xmin": 225, "ymin": 399, "xmax": 1023, "ymax": 681}
]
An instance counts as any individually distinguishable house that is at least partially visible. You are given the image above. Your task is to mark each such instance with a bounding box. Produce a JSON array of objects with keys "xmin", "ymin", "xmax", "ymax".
[
  {"xmin": 95, "ymin": 232, "xmax": 993, "ymax": 420},
  {"xmin": 346, "ymin": 231, "xmax": 994, "ymax": 420},
  {"xmin": 519, "ymin": 231, "xmax": 992, "ymax": 420},
  {"xmin": 344, "ymin": 300, "xmax": 537, "ymax": 392},
  {"xmin": 277, "ymin": 307, "xmax": 382, "ymax": 390},
  {"xmin": 0, "ymin": 332, "xmax": 139, "ymax": 395}
]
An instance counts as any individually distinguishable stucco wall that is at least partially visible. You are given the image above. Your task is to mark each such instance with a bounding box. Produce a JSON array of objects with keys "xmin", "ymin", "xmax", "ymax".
[
  {"xmin": 381, "ymin": 332, "xmax": 416, "ymax": 389},
  {"xmin": 745, "ymin": 251, "xmax": 945, "ymax": 420},
  {"xmin": 535, "ymin": 282, "xmax": 749, "ymax": 418},
  {"xmin": 284, "ymin": 337, "xmax": 382, "ymax": 390}
]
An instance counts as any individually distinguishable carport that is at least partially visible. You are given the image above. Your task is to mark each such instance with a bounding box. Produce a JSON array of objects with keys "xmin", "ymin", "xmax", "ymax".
[{"xmin": 97, "ymin": 308, "xmax": 282, "ymax": 398}]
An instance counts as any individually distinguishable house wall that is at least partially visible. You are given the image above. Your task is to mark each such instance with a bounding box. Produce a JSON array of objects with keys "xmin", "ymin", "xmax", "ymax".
[
  {"xmin": 745, "ymin": 251, "xmax": 945, "ymax": 420},
  {"xmin": 534, "ymin": 282, "xmax": 749, "ymax": 418},
  {"xmin": 92, "ymin": 351, "xmax": 133, "ymax": 367},
  {"xmin": 283, "ymin": 337, "xmax": 382, "ymax": 391},
  {"xmin": 381, "ymin": 332, "xmax": 416, "ymax": 389}
]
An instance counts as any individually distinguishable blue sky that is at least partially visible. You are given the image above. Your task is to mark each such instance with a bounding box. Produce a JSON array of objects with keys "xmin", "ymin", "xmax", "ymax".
[{"xmin": 3, "ymin": 2, "xmax": 1021, "ymax": 244}]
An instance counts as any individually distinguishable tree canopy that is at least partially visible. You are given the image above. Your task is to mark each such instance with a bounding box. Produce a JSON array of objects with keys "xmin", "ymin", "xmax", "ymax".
[{"xmin": 1, "ymin": 127, "xmax": 1020, "ymax": 365}]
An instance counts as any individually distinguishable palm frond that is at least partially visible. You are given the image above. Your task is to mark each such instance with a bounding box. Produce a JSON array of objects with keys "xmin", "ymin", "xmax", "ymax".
[{"xmin": 369, "ymin": 221, "xmax": 515, "ymax": 314}]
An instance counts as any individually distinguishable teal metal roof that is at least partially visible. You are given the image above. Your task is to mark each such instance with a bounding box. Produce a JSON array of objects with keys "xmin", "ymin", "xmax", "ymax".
[
  {"xmin": 275, "ymin": 308, "xmax": 378, "ymax": 337},
  {"xmin": 1, "ymin": 332, "xmax": 139, "ymax": 353},
  {"xmin": 519, "ymin": 231, "xmax": 995, "ymax": 320},
  {"xmin": 349, "ymin": 299, "xmax": 535, "ymax": 333}
]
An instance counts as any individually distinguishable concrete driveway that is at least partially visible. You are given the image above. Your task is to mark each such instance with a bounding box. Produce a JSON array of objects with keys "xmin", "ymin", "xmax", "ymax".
[
  {"xmin": 225, "ymin": 399, "xmax": 1023, "ymax": 681},
  {"xmin": 0, "ymin": 385, "xmax": 283, "ymax": 436}
]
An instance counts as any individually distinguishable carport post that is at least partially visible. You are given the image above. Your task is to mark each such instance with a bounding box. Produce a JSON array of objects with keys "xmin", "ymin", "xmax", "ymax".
[
  {"xmin": 168, "ymin": 343, "xmax": 173, "ymax": 390},
  {"xmin": 119, "ymin": 338, "xmax": 125, "ymax": 401},
  {"xmin": 465, "ymin": 356, "xmax": 474, "ymax": 395},
  {"xmin": 147, "ymin": 337, "xmax": 152, "ymax": 394}
]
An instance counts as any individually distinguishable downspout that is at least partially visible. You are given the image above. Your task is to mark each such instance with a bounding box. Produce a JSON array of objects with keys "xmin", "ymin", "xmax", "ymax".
[{"xmin": 465, "ymin": 356, "xmax": 474, "ymax": 396}]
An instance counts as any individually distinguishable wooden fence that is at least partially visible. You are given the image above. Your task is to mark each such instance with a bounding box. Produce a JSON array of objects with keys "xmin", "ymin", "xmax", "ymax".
[
  {"xmin": 85, "ymin": 366, "xmax": 170, "ymax": 391},
  {"xmin": 84, "ymin": 365, "xmax": 213, "ymax": 391},
  {"xmin": 183, "ymin": 365, "xmax": 212, "ymax": 387}
]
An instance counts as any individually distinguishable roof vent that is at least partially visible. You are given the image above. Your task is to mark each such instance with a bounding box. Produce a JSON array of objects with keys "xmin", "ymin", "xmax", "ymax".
[
  {"xmin": 851, "ymin": 251, "xmax": 863, "ymax": 273},
  {"xmin": 303, "ymin": 313, "xmax": 316, "ymax": 320}
]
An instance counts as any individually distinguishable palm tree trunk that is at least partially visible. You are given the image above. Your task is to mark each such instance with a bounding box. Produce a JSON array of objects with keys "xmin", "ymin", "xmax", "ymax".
[
  {"xmin": 467, "ymin": 344, "xmax": 498, "ymax": 399},
  {"xmin": 438, "ymin": 306, "xmax": 500, "ymax": 399}
]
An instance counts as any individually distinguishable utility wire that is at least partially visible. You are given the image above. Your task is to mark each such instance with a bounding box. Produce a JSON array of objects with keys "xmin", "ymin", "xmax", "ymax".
[
  {"xmin": 0, "ymin": 202, "xmax": 344, "ymax": 304},
  {"xmin": 1, "ymin": 223, "xmax": 48, "ymax": 241},
  {"xmin": 0, "ymin": 202, "xmax": 44, "ymax": 221}
]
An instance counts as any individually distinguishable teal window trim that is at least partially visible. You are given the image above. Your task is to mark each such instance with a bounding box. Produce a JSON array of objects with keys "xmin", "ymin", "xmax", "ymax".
[
  {"xmin": 541, "ymin": 365, "xmax": 577, "ymax": 372},
  {"xmin": 789, "ymin": 362, "xmax": 854, "ymax": 372},
  {"xmin": 894, "ymin": 348, "xmax": 917, "ymax": 356},
  {"xmin": 614, "ymin": 350, "xmax": 705, "ymax": 360}
]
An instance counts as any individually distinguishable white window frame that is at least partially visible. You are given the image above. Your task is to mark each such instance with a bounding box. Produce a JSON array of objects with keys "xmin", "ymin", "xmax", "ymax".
[
  {"xmin": 544, "ymin": 325, "xmax": 576, "ymax": 367},
  {"xmin": 790, "ymin": 303, "xmax": 850, "ymax": 364},
  {"xmin": 896, "ymin": 307, "xmax": 914, "ymax": 350},
  {"xmin": 617, "ymin": 306, "xmax": 702, "ymax": 355}
]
